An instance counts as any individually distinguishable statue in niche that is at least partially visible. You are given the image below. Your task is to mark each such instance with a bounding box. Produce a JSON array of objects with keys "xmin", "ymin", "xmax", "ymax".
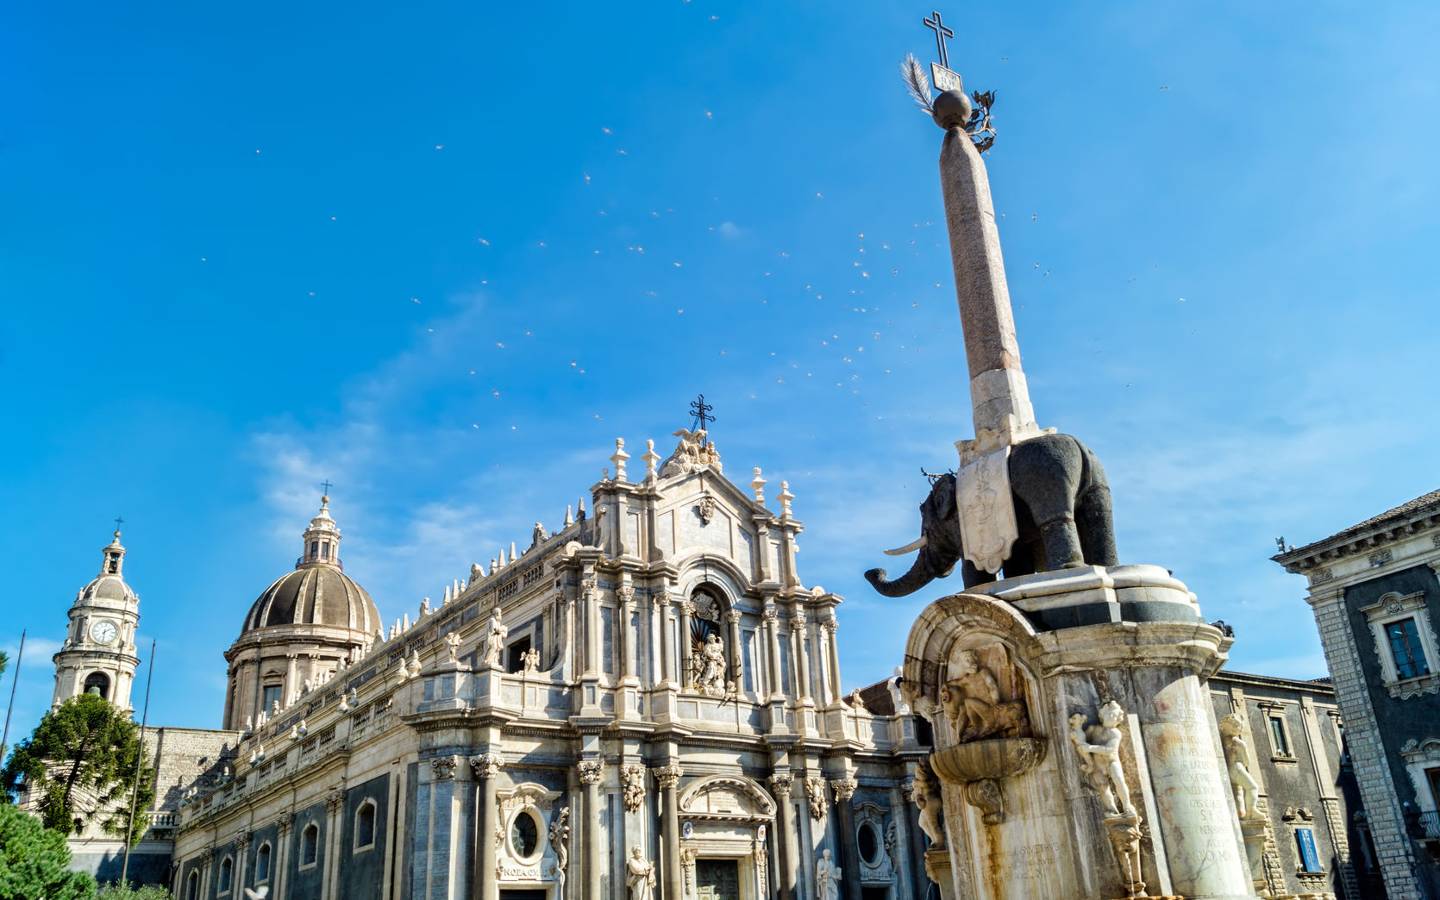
[
  {"xmin": 913, "ymin": 767, "xmax": 945, "ymax": 848},
  {"xmin": 444, "ymin": 630, "xmax": 461, "ymax": 662},
  {"xmin": 690, "ymin": 632, "xmax": 727, "ymax": 698},
  {"xmin": 1068, "ymin": 701, "xmax": 1137, "ymax": 817},
  {"xmin": 626, "ymin": 847, "xmax": 655, "ymax": 900},
  {"xmin": 815, "ymin": 848, "xmax": 842, "ymax": 900},
  {"xmin": 1218, "ymin": 713, "xmax": 1263, "ymax": 820},
  {"xmin": 940, "ymin": 648, "xmax": 1030, "ymax": 742},
  {"xmin": 483, "ymin": 607, "xmax": 507, "ymax": 668}
]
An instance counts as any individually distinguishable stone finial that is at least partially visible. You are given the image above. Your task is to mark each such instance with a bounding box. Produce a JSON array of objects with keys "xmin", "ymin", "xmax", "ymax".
[
  {"xmin": 751, "ymin": 466, "xmax": 767, "ymax": 503},
  {"xmin": 778, "ymin": 481, "xmax": 794, "ymax": 517},
  {"xmin": 611, "ymin": 438, "xmax": 630, "ymax": 482},
  {"xmin": 577, "ymin": 496, "xmax": 587, "ymax": 518},
  {"xmin": 564, "ymin": 504, "xmax": 575, "ymax": 527},
  {"xmin": 471, "ymin": 559, "xmax": 484, "ymax": 580},
  {"xmin": 510, "ymin": 541, "xmax": 518, "ymax": 561},
  {"xmin": 642, "ymin": 439, "xmax": 661, "ymax": 482},
  {"xmin": 401, "ymin": 613, "xmax": 411, "ymax": 632}
]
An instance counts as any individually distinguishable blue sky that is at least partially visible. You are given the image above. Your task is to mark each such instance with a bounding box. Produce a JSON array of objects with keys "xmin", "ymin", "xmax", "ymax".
[{"xmin": 4, "ymin": 2, "xmax": 1439, "ymax": 743}]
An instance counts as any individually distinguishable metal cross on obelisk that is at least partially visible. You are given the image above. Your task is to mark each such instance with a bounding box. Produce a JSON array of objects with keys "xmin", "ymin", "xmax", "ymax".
[{"xmin": 922, "ymin": 10, "xmax": 954, "ymax": 69}]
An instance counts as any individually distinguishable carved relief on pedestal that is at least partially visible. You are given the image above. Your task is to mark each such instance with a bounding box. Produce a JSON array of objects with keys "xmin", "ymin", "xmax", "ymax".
[{"xmin": 927, "ymin": 642, "xmax": 1045, "ymax": 825}]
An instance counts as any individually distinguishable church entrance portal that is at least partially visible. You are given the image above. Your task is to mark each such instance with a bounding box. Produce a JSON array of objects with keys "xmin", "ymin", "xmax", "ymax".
[
  {"xmin": 695, "ymin": 858, "xmax": 740, "ymax": 900},
  {"xmin": 497, "ymin": 891, "xmax": 546, "ymax": 900}
]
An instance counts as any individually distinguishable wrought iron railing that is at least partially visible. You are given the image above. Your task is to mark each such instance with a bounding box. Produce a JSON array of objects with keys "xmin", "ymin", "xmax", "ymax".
[{"xmin": 1409, "ymin": 809, "xmax": 1440, "ymax": 840}]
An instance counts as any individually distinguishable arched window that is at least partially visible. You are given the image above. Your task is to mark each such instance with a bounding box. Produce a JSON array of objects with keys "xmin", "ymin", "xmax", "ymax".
[
  {"xmin": 254, "ymin": 841, "xmax": 272, "ymax": 882},
  {"xmin": 354, "ymin": 799, "xmax": 377, "ymax": 851},
  {"xmin": 218, "ymin": 856, "xmax": 233, "ymax": 895},
  {"xmin": 300, "ymin": 822, "xmax": 320, "ymax": 868},
  {"xmin": 186, "ymin": 870, "xmax": 200, "ymax": 900},
  {"xmin": 83, "ymin": 672, "xmax": 110, "ymax": 700}
]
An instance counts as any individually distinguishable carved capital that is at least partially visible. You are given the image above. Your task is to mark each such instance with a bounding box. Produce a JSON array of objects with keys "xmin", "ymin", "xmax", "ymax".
[
  {"xmin": 679, "ymin": 599, "xmax": 697, "ymax": 617},
  {"xmin": 275, "ymin": 813, "xmax": 294, "ymax": 835},
  {"xmin": 653, "ymin": 763, "xmax": 684, "ymax": 791},
  {"xmin": 469, "ymin": 753, "xmax": 502, "ymax": 780},
  {"xmin": 234, "ymin": 830, "xmax": 252, "ymax": 850},
  {"xmin": 791, "ymin": 608, "xmax": 808, "ymax": 628},
  {"xmin": 430, "ymin": 755, "xmax": 460, "ymax": 781},
  {"xmin": 325, "ymin": 788, "xmax": 345, "ymax": 812},
  {"xmin": 726, "ymin": 609, "xmax": 743, "ymax": 625},
  {"xmin": 830, "ymin": 777, "xmax": 857, "ymax": 804},
  {"xmin": 821, "ymin": 618, "xmax": 838, "ymax": 635},
  {"xmin": 762, "ymin": 604, "xmax": 779, "ymax": 623},
  {"xmin": 618, "ymin": 584, "xmax": 635, "ymax": 604},
  {"xmin": 578, "ymin": 759, "xmax": 605, "ymax": 785},
  {"xmin": 768, "ymin": 772, "xmax": 794, "ymax": 798}
]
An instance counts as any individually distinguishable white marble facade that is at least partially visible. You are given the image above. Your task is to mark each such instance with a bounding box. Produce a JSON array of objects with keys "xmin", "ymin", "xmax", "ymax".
[{"xmin": 170, "ymin": 431, "xmax": 930, "ymax": 900}]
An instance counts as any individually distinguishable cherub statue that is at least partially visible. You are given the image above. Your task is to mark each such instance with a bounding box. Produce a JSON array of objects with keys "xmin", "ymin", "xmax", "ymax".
[
  {"xmin": 626, "ymin": 846, "xmax": 655, "ymax": 900},
  {"xmin": 1218, "ymin": 713, "xmax": 1263, "ymax": 820},
  {"xmin": 1069, "ymin": 701, "xmax": 1136, "ymax": 817},
  {"xmin": 523, "ymin": 646, "xmax": 541, "ymax": 673},
  {"xmin": 912, "ymin": 766, "xmax": 945, "ymax": 848},
  {"xmin": 940, "ymin": 650, "xmax": 1001, "ymax": 741}
]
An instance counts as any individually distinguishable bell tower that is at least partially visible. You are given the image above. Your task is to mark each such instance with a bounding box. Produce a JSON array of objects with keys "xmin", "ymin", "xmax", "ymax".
[{"xmin": 52, "ymin": 528, "xmax": 141, "ymax": 711}]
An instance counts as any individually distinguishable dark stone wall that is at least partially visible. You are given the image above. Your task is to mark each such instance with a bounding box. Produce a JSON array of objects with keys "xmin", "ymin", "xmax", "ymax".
[
  {"xmin": 1343, "ymin": 564, "xmax": 1440, "ymax": 806},
  {"xmin": 209, "ymin": 838, "xmax": 235, "ymax": 900},
  {"xmin": 338, "ymin": 773, "xmax": 390, "ymax": 900},
  {"xmin": 288, "ymin": 798, "xmax": 328, "ymax": 900},
  {"xmin": 247, "ymin": 819, "xmax": 279, "ymax": 890},
  {"xmin": 177, "ymin": 854, "xmax": 204, "ymax": 900}
]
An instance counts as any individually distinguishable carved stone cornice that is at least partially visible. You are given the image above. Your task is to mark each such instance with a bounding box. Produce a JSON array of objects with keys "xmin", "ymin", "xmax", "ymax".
[
  {"xmin": 578, "ymin": 759, "xmax": 605, "ymax": 785},
  {"xmin": 654, "ymin": 763, "xmax": 684, "ymax": 791},
  {"xmin": 469, "ymin": 753, "xmax": 502, "ymax": 780}
]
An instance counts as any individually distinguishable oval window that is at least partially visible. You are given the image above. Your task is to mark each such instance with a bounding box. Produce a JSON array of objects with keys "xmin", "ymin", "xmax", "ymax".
[
  {"xmin": 857, "ymin": 820, "xmax": 883, "ymax": 866},
  {"xmin": 511, "ymin": 810, "xmax": 539, "ymax": 859}
]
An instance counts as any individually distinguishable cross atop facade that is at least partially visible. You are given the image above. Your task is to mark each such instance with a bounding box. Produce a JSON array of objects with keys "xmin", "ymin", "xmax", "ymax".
[
  {"xmin": 689, "ymin": 394, "xmax": 715, "ymax": 436},
  {"xmin": 113, "ymin": 515, "xmax": 125, "ymax": 532},
  {"xmin": 320, "ymin": 480, "xmax": 334, "ymax": 497},
  {"xmin": 923, "ymin": 10, "xmax": 955, "ymax": 70}
]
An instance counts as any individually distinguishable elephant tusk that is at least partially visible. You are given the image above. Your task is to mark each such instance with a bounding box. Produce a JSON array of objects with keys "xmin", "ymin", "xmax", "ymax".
[{"xmin": 883, "ymin": 535, "xmax": 928, "ymax": 556}]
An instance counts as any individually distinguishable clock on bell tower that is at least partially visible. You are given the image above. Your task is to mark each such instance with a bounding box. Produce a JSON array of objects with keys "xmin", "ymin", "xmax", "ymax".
[{"xmin": 51, "ymin": 528, "xmax": 141, "ymax": 711}]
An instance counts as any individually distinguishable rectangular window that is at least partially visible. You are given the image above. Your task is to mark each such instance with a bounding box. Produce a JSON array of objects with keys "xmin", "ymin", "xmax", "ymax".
[
  {"xmin": 601, "ymin": 607, "xmax": 616, "ymax": 676},
  {"xmin": 1294, "ymin": 827, "xmax": 1322, "ymax": 873},
  {"xmin": 1386, "ymin": 618, "xmax": 1431, "ymax": 679},
  {"xmin": 261, "ymin": 684, "xmax": 282, "ymax": 713},
  {"xmin": 742, "ymin": 629, "xmax": 756, "ymax": 694},
  {"xmin": 1269, "ymin": 715, "xmax": 1291, "ymax": 757}
]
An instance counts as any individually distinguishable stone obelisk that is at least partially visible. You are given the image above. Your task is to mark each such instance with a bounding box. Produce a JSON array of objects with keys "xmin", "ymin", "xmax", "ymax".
[{"xmin": 933, "ymin": 89, "xmax": 1040, "ymax": 454}]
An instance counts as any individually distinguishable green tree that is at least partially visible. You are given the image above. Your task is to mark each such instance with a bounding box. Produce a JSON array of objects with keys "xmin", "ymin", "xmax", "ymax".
[
  {"xmin": 0, "ymin": 802, "xmax": 97, "ymax": 900},
  {"xmin": 1, "ymin": 695, "xmax": 154, "ymax": 844}
]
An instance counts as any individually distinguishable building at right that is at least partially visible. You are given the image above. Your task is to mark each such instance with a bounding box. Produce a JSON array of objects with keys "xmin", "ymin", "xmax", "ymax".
[{"xmin": 1276, "ymin": 489, "xmax": 1440, "ymax": 899}]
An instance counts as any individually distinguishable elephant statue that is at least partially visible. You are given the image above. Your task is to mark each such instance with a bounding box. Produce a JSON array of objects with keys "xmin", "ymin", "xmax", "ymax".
[{"xmin": 865, "ymin": 433, "xmax": 1118, "ymax": 596}]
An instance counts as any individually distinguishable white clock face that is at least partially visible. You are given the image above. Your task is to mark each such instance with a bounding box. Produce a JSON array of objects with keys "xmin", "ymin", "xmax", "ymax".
[{"xmin": 90, "ymin": 620, "xmax": 118, "ymax": 645}]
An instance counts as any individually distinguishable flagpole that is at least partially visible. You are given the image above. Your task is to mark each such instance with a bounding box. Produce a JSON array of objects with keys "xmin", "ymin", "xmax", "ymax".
[
  {"xmin": 120, "ymin": 638, "xmax": 156, "ymax": 886},
  {"xmin": 0, "ymin": 629, "xmax": 25, "ymax": 763}
]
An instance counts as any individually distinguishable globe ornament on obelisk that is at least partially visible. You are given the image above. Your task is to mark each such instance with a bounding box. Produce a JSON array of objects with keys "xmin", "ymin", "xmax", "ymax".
[{"xmin": 880, "ymin": 15, "xmax": 1259, "ymax": 900}]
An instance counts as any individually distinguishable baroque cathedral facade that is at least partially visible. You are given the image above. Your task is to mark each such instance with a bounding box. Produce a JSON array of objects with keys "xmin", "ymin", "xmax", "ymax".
[{"xmin": 164, "ymin": 429, "xmax": 932, "ymax": 900}]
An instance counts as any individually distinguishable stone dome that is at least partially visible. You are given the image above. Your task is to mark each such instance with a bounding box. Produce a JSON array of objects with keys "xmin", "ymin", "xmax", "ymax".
[
  {"xmin": 242, "ymin": 565, "xmax": 379, "ymax": 634},
  {"xmin": 79, "ymin": 573, "xmax": 137, "ymax": 604}
]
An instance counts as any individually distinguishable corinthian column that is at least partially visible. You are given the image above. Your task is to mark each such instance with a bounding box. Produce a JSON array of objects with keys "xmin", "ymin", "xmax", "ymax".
[
  {"xmin": 470, "ymin": 754, "xmax": 502, "ymax": 900},
  {"xmin": 831, "ymin": 778, "xmax": 862, "ymax": 900},
  {"xmin": 769, "ymin": 772, "xmax": 798, "ymax": 900},
  {"xmin": 655, "ymin": 763, "xmax": 685, "ymax": 900},
  {"xmin": 578, "ymin": 759, "xmax": 605, "ymax": 900}
]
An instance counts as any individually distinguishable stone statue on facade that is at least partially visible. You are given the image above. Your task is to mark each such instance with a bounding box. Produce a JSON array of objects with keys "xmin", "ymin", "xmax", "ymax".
[
  {"xmin": 658, "ymin": 428, "xmax": 723, "ymax": 478},
  {"xmin": 483, "ymin": 607, "xmax": 507, "ymax": 668},
  {"xmin": 1068, "ymin": 701, "xmax": 1136, "ymax": 818},
  {"xmin": 626, "ymin": 846, "xmax": 655, "ymax": 900},
  {"xmin": 548, "ymin": 806, "xmax": 570, "ymax": 888},
  {"xmin": 1218, "ymin": 713, "xmax": 1263, "ymax": 820},
  {"xmin": 690, "ymin": 632, "xmax": 727, "ymax": 698},
  {"xmin": 815, "ymin": 848, "xmax": 842, "ymax": 900},
  {"xmin": 522, "ymin": 646, "xmax": 541, "ymax": 673},
  {"xmin": 443, "ymin": 630, "xmax": 461, "ymax": 662}
]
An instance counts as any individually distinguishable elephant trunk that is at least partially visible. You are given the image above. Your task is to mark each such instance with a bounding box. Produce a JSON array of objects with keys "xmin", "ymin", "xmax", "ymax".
[{"xmin": 864, "ymin": 552, "xmax": 938, "ymax": 598}]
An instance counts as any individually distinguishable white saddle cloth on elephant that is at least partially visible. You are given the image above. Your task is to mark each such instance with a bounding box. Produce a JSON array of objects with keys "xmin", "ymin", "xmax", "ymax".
[
  {"xmin": 955, "ymin": 416, "xmax": 1051, "ymax": 574},
  {"xmin": 956, "ymin": 445, "xmax": 1018, "ymax": 574}
]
